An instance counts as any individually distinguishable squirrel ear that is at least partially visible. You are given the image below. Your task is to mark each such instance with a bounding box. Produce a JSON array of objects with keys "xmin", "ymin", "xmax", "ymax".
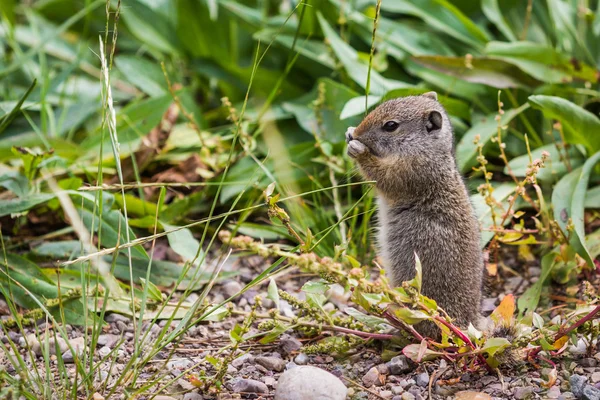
[
  {"xmin": 425, "ymin": 110, "xmax": 443, "ymax": 133},
  {"xmin": 422, "ymin": 91, "xmax": 438, "ymax": 101}
]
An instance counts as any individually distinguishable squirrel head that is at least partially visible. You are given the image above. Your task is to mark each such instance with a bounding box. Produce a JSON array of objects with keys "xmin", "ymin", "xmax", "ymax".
[{"xmin": 346, "ymin": 92, "xmax": 456, "ymax": 198}]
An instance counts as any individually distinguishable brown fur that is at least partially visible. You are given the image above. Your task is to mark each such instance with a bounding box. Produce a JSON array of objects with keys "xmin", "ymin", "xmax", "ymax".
[{"xmin": 346, "ymin": 93, "xmax": 484, "ymax": 337}]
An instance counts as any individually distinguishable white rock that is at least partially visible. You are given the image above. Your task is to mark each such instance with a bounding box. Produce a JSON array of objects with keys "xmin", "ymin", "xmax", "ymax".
[{"xmin": 274, "ymin": 366, "xmax": 347, "ymax": 400}]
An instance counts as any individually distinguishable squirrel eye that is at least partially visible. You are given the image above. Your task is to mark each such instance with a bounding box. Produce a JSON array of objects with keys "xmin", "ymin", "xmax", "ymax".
[{"xmin": 382, "ymin": 121, "xmax": 399, "ymax": 132}]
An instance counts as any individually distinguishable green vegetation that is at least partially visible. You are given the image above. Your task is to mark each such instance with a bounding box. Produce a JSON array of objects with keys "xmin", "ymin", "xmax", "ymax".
[{"xmin": 1, "ymin": 0, "xmax": 600, "ymax": 397}]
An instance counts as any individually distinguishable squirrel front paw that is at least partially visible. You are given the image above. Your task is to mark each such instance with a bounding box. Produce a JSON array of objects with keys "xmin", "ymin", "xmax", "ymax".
[
  {"xmin": 345, "ymin": 126, "xmax": 356, "ymax": 143},
  {"xmin": 347, "ymin": 139, "xmax": 368, "ymax": 159}
]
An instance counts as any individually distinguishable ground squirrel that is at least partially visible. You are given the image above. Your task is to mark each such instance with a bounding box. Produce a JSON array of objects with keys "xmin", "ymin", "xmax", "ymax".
[{"xmin": 346, "ymin": 92, "xmax": 484, "ymax": 337}]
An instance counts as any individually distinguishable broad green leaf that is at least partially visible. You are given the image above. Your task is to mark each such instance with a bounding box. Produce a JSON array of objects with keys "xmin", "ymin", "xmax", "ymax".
[
  {"xmin": 317, "ymin": 13, "xmax": 411, "ymax": 95},
  {"xmin": 77, "ymin": 205, "xmax": 148, "ymax": 260},
  {"xmin": 481, "ymin": 0, "xmax": 516, "ymax": 41},
  {"xmin": 0, "ymin": 79, "xmax": 36, "ymax": 134},
  {"xmin": 552, "ymin": 151, "xmax": 600, "ymax": 267},
  {"xmin": 121, "ymin": 0, "xmax": 179, "ymax": 54},
  {"xmin": 345, "ymin": 307, "xmax": 390, "ymax": 329},
  {"xmin": 0, "ymin": 253, "xmax": 58, "ymax": 309},
  {"xmin": 486, "ymin": 42, "xmax": 597, "ymax": 84},
  {"xmin": 115, "ymin": 55, "xmax": 168, "ymax": 97},
  {"xmin": 267, "ymin": 278, "xmax": 280, "ymax": 309},
  {"xmin": 162, "ymin": 222, "xmax": 202, "ymax": 265},
  {"xmin": 457, "ymin": 104, "xmax": 529, "ymax": 172},
  {"xmin": 0, "ymin": 193, "xmax": 55, "ymax": 217},
  {"xmin": 412, "ymin": 55, "xmax": 539, "ymax": 89},
  {"xmin": 481, "ymin": 337, "xmax": 511, "ymax": 367},
  {"xmin": 302, "ymin": 280, "xmax": 330, "ymax": 295},
  {"xmin": 529, "ymin": 95, "xmax": 600, "ymax": 152},
  {"xmin": 394, "ymin": 307, "xmax": 430, "ymax": 325},
  {"xmin": 51, "ymin": 298, "xmax": 104, "ymax": 326},
  {"xmin": 380, "ymin": 0, "xmax": 489, "ymax": 50},
  {"xmin": 283, "ymin": 78, "xmax": 362, "ymax": 142}
]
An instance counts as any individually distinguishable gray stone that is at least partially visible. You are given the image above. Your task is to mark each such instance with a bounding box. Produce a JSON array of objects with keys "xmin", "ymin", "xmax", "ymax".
[
  {"xmin": 222, "ymin": 280, "xmax": 243, "ymax": 298},
  {"xmin": 167, "ymin": 358, "xmax": 193, "ymax": 371},
  {"xmin": 274, "ymin": 366, "xmax": 347, "ymax": 400},
  {"xmin": 514, "ymin": 386, "xmax": 535, "ymax": 399},
  {"xmin": 481, "ymin": 298, "xmax": 498, "ymax": 313},
  {"xmin": 182, "ymin": 393, "xmax": 203, "ymax": 400},
  {"xmin": 362, "ymin": 366, "xmax": 379, "ymax": 388},
  {"xmin": 231, "ymin": 353, "xmax": 253, "ymax": 368},
  {"xmin": 231, "ymin": 378, "xmax": 268, "ymax": 394},
  {"xmin": 380, "ymin": 390, "xmax": 393, "ymax": 398},
  {"xmin": 105, "ymin": 313, "xmax": 130, "ymax": 323},
  {"xmin": 280, "ymin": 334, "xmax": 302, "ymax": 354},
  {"xmin": 294, "ymin": 353, "xmax": 308, "ymax": 365},
  {"xmin": 97, "ymin": 334, "xmax": 120, "ymax": 348},
  {"xmin": 592, "ymin": 372, "xmax": 600, "ymax": 383},
  {"xmin": 580, "ymin": 359, "xmax": 598, "ymax": 368},
  {"xmin": 416, "ymin": 372, "xmax": 429, "ymax": 387},
  {"xmin": 583, "ymin": 385, "xmax": 600, "ymax": 400},
  {"xmin": 547, "ymin": 386, "xmax": 561, "ymax": 399},
  {"xmin": 392, "ymin": 386, "xmax": 404, "ymax": 395},
  {"xmin": 401, "ymin": 393, "xmax": 415, "ymax": 400},
  {"xmin": 386, "ymin": 355, "xmax": 412, "ymax": 375},
  {"xmin": 255, "ymin": 356, "xmax": 286, "ymax": 372},
  {"xmin": 571, "ymin": 374, "xmax": 588, "ymax": 398}
]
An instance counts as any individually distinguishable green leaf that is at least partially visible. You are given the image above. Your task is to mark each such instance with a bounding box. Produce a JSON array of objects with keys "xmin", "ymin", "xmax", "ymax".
[
  {"xmin": 267, "ymin": 278, "xmax": 280, "ymax": 309},
  {"xmin": 344, "ymin": 307, "xmax": 390, "ymax": 329},
  {"xmin": 481, "ymin": 0, "xmax": 516, "ymax": 41},
  {"xmin": 481, "ymin": 337, "xmax": 511, "ymax": 366},
  {"xmin": 50, "ymin": 298, "xmax": 104, "ymax": 326},
  {"xmin": 259, "ymin": 323, "xmax": 292, "ymax": 345},
  {"xmin": 317, "ymin": 13, "xmax": 411, "ymax": 95},
  {"xmin": 486, "ymin": 42, "xmax": 597, "ymax": 84},
  {"xmin": 139, "ymin": 278, "xmax": 163, "ymax": 302},
  {"xmin": 394, "ymin": 307, "xmax": 430, "ymax": 325},
  {"xmin": 115, "ymin": 55, "xmax": 167, "ymax": 97},
  {"xmin": 456, "ymin": 104, "xmax": 529, "ymax": 172},
  {"xmin": 552, "ymin": 151, "xmax": 600, "ymax": 267},
  {"xmin": 0, "ymin": 193, "xmax": 55, "ymax": 217},
  {"xmin": 162, "ymin": 223, "xmax": 203, "ymax": 265},
  {"xmin": 0, "ymin": 253, "xmax": 58, "ymax": 309},
  {"xmin": 412, "ymin": 55, "xmax": 539, "ymax": 89},
  {"xmin": 518, "ymin": 251, "xmax": 558, "ymax": 314},
  {"xmin": 121, "ymin": 0, "xmax": 179, "ymax": 54},
  {"xmin": 529, "ymin": 95, "xmax": 600, "ymax": 152},
  {"xmin": 381, "ymin": 0, "xmax": 489, "ymax": 50},
  {"xmin": 0, "ymin": 79, "xmax": 36, "ymax": 134}
]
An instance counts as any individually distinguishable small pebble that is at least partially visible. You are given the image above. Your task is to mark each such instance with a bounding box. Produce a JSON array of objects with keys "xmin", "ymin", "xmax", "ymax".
[
  {"xmin": 255, "ymin": 356, "xmax": 286, "ymax": 372},
  {"xmin": 231, "ymin": 378, "xmax": 268, "ymax": 394},
  {"xmin": 386, "ymin": 355, "xmax": 412, "ymax": 375},
  {"xmin": 416, "ymin": 372, "xmax": 429, "ymax": 387},
  {"xmin": 294, "ymin": 353, "xmax": 308, "ymax": 365},
  {"xmin": 514, "ymin": 386, "xmax": 534, "ymax": 399},
  {"xmin": 274, "ymin": 366, "xmax": 347, "ymax": 400},
  {"xmin": 362, "ymin": 366, "xmax": 379, "ymax": 388}
]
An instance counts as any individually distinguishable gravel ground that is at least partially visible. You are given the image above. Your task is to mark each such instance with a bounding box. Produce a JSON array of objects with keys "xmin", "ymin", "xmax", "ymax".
[{"xmin": 1, "ymin": 251, "xmax": 599, "ymax": 400}]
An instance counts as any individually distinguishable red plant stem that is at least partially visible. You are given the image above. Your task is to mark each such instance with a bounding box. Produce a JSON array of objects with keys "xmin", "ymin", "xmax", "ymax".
[
  {"xmin": 554, "ymin": 303, "xmax": 600, "ymax": 341},
  {"xmin": 332, "ymin": 326, "xmax": 395, "ymax": 340},
  {"xmin": 383, "ymin": 310, "xmax": 425, "ymax": 342},
  {"xmin": 433, "ymin": 316, "xmax": 475, "ymax": 349}
]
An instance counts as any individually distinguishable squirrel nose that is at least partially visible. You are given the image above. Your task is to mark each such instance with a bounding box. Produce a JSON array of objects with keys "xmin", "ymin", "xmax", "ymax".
[{"xmin": 345, "ymin": 127, "xmax": 356, "ymax": 143}]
